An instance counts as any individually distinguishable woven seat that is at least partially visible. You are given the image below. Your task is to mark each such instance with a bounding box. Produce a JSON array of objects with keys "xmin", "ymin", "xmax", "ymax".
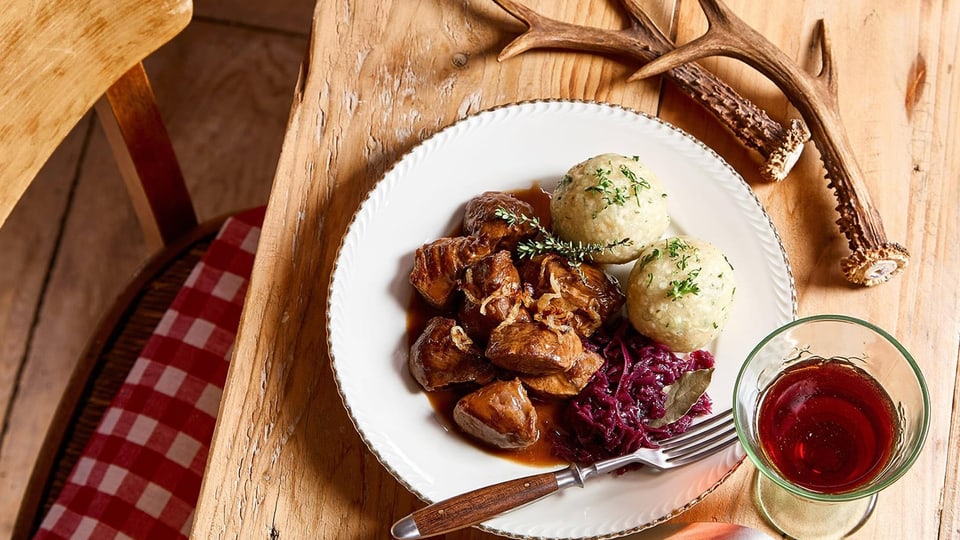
[
  {"xmin": 28, "ymin": 209, "xmax": 263, "ymax": 538},
  {"xmin": 27, "ymin": 226, "xmax": 217, "ymax": 535}
]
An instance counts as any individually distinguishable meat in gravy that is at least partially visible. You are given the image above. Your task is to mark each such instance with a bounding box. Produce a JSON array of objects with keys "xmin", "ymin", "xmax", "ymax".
[
  {"xmin": 409, "ymin": 316, "xmax": 495, "ymax": 391},
  {"xmin": 453, "ymin": 379, "xmax": 539, "ymax": 450},
  {"xmin": 408, "ymin": 191, "xmax": 621, "ymax": 451}
]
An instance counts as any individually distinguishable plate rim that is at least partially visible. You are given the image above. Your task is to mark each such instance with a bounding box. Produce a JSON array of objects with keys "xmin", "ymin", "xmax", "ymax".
[{"xmin": 326, "ymin": 98, "xmax": 798, "ymax": 539}]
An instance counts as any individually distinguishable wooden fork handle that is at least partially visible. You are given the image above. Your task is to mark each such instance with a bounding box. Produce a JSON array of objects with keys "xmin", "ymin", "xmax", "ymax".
[{"xmin": 391, "ymin": 471, "xmax": 560, "ymax": 538}]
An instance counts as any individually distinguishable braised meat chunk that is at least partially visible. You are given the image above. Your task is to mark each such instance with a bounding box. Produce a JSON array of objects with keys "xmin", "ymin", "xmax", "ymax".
[
  {"xmin": 453, "ymin": 379, "xmax": 539, "ymax": 449},
  {"xmin": 458, "ymin": 250, "xmax": 530, "ymax": 341},
  {"xmin": 485, "ymin": 321, "xmax": 582, "ymax": 375},
  {"xmin": 521, "ymin": 349, "xmax": 604, "ymax": 398},
  {"xmin": 410, "ymin": 235, "xmax": 494, "ymax": 309},
  {"xmin": 462, "ymin": 191, "xmax": 537, "ymax": 250},
  {"xmin": 520, "ymin": 254, "xmax": 624, "ymax": 337},
  {"xmin": 409, "ymin": 317, "xmax": 494, "ymax": 391}
]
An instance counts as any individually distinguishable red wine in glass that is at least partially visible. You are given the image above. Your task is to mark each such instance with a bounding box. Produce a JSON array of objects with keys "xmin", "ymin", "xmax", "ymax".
[{"xmin": 757, "ymin": 357, "xmax": 898, "ymax": 494}]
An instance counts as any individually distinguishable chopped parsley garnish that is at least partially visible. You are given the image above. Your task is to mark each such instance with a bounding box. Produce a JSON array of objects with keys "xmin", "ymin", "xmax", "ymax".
[
  {"xmin": 666, "ymin": 237, "xmax": 692, "ymax": 258},
  {"xmin": 555, "ymin": 174, "xmax": 573, "ymax": 199},
  {"xmin": 637, "ymin": 247, "xmax": 662, "ymax": 272},
  {"xmin": 618, "ymin": 164, "xmax": 652, "ymax": 205},
  {"xmin": 668, "ymin": 268, "xmax": 702, "ymax": 300},
  {"xmin": 585, "ymin": 167, "xmax": 630, "ymax": 216},
  {"xmin": 584, "ymin": 164, "xmax": 653, "ymax": 215},
  {"xmin": 723, "ymin": 254, "xmax": 735, "ymax": 270},
  {"xmin": 641, "ymin": 238, "xmax": 704, "ymax": 300}
]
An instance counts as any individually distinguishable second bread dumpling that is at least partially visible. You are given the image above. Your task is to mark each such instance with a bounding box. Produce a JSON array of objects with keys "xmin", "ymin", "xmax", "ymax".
[{"xmin": 626, "ymin": 236, "xmax": 736, "ymax": 352}]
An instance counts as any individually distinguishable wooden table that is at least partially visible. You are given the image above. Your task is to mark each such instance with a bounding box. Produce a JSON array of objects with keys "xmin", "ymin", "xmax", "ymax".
[{"xmin": 191, "ymin": 1, "xmax": 960, "ymax": 538}]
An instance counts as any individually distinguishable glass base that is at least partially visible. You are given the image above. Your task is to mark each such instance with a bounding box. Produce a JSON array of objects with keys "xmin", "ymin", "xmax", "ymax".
[{"xmin": 754, "ymin": 471, "xmax": 877, "ymax": 540}]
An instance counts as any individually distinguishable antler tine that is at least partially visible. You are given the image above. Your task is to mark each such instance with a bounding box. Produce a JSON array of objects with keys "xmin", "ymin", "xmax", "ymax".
[
  {"xmin": 628, "ymin": 33, "xmax": 726, "ymax": 81},
  {"xmin": 491, "ymin": 0, "xmax": 530, "ymax": 25},
  {"xmin": 695, "ymin": 0, "xmax": 735, "ymax": 26},
  {"xmin": 629, "ymin": 0, "xmax": 756, "ymax": 82},
  {"xmin": 494, "ymin": 0, "xmax": 654, "ymax": 61},
  {"xmin": 813, "ymin": 19, "xmax": 838, "ymax": 94},
  {"xmin": 618, "ymin": 0, "xmax": 719, "ymax": 80},
  {"xmin": 618, "ymin": 0, "xmax": 722, "ymax": 69},
  {"xmin": 493, "ymin": 0, "xmax": 551, "ymax": 61}
]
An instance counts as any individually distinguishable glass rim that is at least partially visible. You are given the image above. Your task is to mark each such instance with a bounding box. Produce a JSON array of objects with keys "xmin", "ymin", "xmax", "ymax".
[{"xmin": 732, "ymin": 313, "xmax": 931, "ymax": 502}]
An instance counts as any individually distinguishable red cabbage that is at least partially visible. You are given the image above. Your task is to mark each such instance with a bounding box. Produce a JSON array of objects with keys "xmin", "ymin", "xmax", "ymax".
[{"xmin": 552, "ymin": 319, "xmax": 714, "ymax": 464}]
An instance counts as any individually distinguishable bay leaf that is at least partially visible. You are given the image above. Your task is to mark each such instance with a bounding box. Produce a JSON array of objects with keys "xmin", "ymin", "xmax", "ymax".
[{"xmin": 647, "ymin": 368, "xmax": 714, "ymax": 428}]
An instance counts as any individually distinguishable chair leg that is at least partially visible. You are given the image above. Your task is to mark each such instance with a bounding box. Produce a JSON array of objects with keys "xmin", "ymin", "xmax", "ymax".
[{"xmin": 95, "ymin": 62, "xmax": 198, "ymax": 250}]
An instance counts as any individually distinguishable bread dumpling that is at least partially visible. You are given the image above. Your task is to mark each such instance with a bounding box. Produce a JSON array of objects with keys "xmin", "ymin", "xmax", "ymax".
[
  {"xmin": 550, "ymin": 153, "xmax": 669, "ymax": 264},
  {"xmin": 626, "ymin": 236, "xmax": 736, "ymax": 352}
]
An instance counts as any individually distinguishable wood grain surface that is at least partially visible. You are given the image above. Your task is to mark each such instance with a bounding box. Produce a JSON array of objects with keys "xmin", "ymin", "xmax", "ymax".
[{"xmin": 190, "ymin": 0, "xmax": 960, "ymax": 538}]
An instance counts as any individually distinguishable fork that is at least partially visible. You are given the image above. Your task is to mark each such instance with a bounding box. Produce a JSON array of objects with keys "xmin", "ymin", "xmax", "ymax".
[{"xmin": 390, "ymin": 409, "xmax": 739, "ymax": 539}]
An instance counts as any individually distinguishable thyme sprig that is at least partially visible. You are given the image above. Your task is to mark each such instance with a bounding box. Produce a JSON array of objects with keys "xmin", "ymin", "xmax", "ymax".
[{"xmin": 493, "ymin": 207, "xmax": 631, "ymax": 266}]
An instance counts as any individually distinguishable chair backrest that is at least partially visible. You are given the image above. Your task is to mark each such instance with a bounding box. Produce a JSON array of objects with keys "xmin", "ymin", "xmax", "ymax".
[{"xmin": 0, "ymin": 0, "xmax": 195, "ymax": 246}]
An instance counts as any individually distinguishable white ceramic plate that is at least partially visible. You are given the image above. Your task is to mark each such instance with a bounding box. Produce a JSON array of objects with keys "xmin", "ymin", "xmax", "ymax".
[{"xmin": 328, "ymin": 100, "xmax": 796, "ymax": 539}]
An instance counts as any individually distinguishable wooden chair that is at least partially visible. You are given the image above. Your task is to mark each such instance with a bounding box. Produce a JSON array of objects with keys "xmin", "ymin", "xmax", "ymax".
[{"xmin": 1, "ymin": 0, "xmax": 247, "ymax": 537}]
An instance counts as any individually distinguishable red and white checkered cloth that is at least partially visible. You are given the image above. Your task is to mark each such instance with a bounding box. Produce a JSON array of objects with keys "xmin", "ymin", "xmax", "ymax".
[{"xmin": 35, "ymin": 207, "xmax": 265, "ymax": 540}]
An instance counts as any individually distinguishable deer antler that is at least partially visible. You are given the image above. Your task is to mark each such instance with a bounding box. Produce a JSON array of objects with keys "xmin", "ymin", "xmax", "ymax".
[
  {"xmin": 491, "ymin": 0, "xmax": 809, "ymax": 182},
  {"xmin": 631, "ymin": 0, "xmax": 908, "ymax": 286}
]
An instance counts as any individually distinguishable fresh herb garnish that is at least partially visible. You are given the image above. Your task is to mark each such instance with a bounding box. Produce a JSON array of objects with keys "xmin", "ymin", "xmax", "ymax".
[
  {"xmin": 723, "ymin": 254, "xmax": 734, "ymax": 270},
  {"xmin": 666, "ymin": 237, "xmax": 692, "ymax": 258},
  {"xmin": 637, "ymin": 247, "xmax": 662, "ymax": 272},
  {"xmin": 584, "ymin": 164, "xmax": 652, "ymax": 214},
  {"xmin": 555, "ymin": 174, "xmax": 573, "ymax": 199},
  {"xmin": 584, "ymin": 167, "xmax": 630, "ymax": 216},
  {"xmin": 618, "ymin": 164, "xmax": 652, "ymax": 206},
  {"xmin": 637, "ymin": 238, "xmax": 706, "ymax": 299},
  {"xmin": 494, "ymin": 207, "xmax": 631, "ymax": 266},
  {"xmin": 668, "ymin": 268, "xmax": 701, "ymax": 300}
]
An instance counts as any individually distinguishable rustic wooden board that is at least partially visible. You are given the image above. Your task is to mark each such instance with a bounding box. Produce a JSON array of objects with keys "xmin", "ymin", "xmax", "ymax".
[{"xmin": 192, "ymin": 0, "xmax": 960, "ymax": 538}]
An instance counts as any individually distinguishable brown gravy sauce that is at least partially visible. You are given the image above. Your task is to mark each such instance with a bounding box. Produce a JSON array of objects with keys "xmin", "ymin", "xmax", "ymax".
[{"xmin": 405, "ymin": 184, "xmax": 567, "ymax": 467}]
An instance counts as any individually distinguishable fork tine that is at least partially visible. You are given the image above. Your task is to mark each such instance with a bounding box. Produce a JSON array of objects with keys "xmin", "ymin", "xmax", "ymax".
[
  {"xmin": 658, "ymin": 409, "xmax": 734, "ymax": 451},
  {"xmin": 664, "ymin": 425, "xmax": 740, "ymax": 467}
]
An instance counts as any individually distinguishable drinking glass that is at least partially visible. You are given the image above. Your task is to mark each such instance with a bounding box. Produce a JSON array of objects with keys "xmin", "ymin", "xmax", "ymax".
[{"xmin": 733, "ymin": 315, "xmax": 930, "ymax": 539}]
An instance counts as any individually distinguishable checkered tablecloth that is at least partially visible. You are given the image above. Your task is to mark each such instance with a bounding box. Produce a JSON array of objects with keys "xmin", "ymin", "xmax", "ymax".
[{"xmin": 35, "ymin": 207, "xmax": 265, "ymax": 540}]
